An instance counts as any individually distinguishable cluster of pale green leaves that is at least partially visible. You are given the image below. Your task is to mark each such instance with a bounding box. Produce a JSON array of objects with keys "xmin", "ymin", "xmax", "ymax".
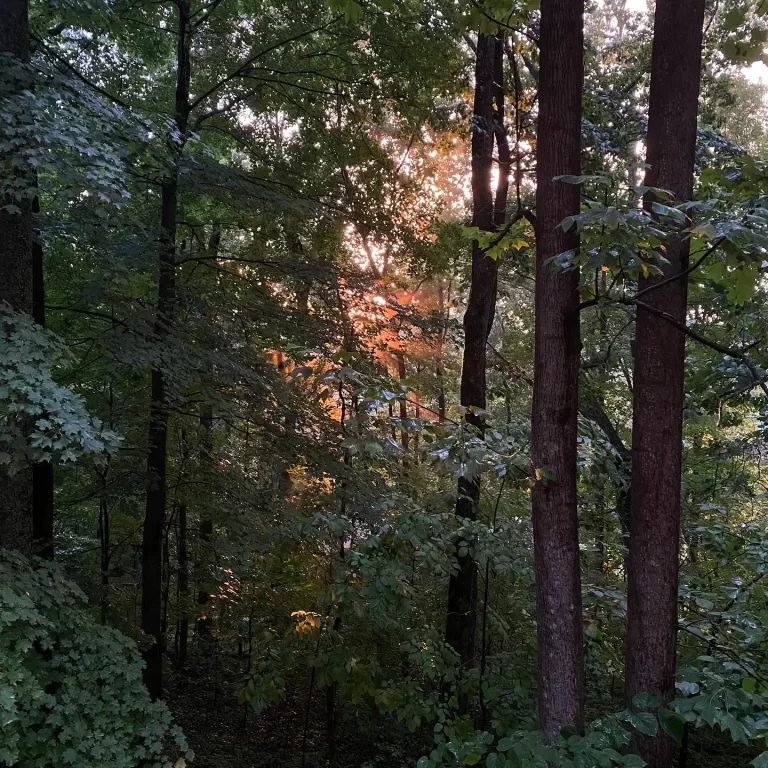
[{"xmin": 0, "ymin": 307, "xmax": 121, "ymax": 472}]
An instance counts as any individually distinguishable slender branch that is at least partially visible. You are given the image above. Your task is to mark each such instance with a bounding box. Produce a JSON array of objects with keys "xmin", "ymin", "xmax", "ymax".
[
  {"xmin": 480, "ymin": 207, "xmax": 535, "ymax": 254},
  {"xmin": 629, "ymin": 298, "xmax": 768, "ymax": 398},
  {"xmin": 468, "ymin": 0, "xmax": 540, "ymax": 46},
  {"xmin": 634, "ymin": 236, "xmax": 725, "ymax": 300},
  {"xmin": 188, "ymin": 19, "xmax": 338, "ymax": 112},
  {"xmin": 33, "ymin": 36, "xmax": 135, "ymax": 112}
]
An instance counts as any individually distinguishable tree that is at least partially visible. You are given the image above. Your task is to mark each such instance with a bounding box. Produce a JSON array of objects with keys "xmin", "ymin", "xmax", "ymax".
[
  {"xmin": 624, "ymin": 1, "xmax": 706, "ymax": 765},
  {"xmin": 444, "ymin": 31, "xmax": 498, "ymax": 694},
  {"xmin": 141, "ymin": 0, "xmax": 192, "ymax": 701},
  {"xmin": 530, "ymin": 0, "xmax": 586, "ymax": 742}
]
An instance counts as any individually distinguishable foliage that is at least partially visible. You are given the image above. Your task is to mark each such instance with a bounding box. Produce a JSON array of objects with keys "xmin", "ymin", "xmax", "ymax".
[
  {"xmin": 0, "ymin": 307, "xmax": 121, "ymax": 473},
  {"xmin": 0, "ymin": 552, "xmax": 189, "ymax": 767}
]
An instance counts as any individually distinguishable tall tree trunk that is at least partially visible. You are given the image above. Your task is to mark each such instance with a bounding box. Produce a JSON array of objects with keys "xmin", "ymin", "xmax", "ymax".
[
  {"xmin": 624, "ymin": 2, "xmax": 705, "ymax": 765},
  {"xmin": 98, "ymin": 492, "xmax": 110, "ymax": 622},
  {"xmin": 196, "ymin": 402, "xmax": 214, "ymax": 638},
  {"xmin": 0, "ymin": 0, "xmax": 34, "ymax": 554},
  {"xmin": 580, "ymin": 396, "xmax": 631, "ymax": 569},
  {"xmin": 32, "ymin": 197, "xmax": 55, "ymax": 559},
  {"xmin": 445, "ymin": 33, "xmax": 497, "ymax": 704},
  {"xmin": 141, "ymin": 0, "xmax": 191, "ymax": 700},
  {"xmin": 436, "ymin": 279, "xmax": 450, "ymax": 423},
  {"xmin": 530, "ymin": 0, "xmax": 586, "ymax": 741},
  {"xmin": 395, "ymin": 351, "xmax": 409, "ymax": 454},
  {"xmin": 177, "ymin": 502, "xmax": 189, "ymax": 665},
  {"xmin": 493, "ymin": 36, "xmax": 510, "ymax": 230}
]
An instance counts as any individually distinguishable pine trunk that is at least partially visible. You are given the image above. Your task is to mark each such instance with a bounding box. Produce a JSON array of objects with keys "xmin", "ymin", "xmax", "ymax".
[
  {"xmin": 625, "ymin": 2, "xmax": 705, "ymax": 765},
  {"xmin": 530, "ymin": 0, "xmax": 586, "ymax": 741}
]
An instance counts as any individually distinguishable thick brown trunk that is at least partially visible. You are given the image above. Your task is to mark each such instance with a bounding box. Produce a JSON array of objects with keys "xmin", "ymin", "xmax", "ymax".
[
  {"xmin": 445, "ymin": 33, "xmax": 497, "ymax": 698},
  {"xmin": 0, "ymin": 0, "xmax": 34, "ymax": 555},
  {"xmin": 624, "ymin": 2, "xmax": 705, "ymax": 765},
  {"xmin": 141, "ymin": 0, "xmax": 191, "ymax": 700},
  {"xmin": 530, "ymin": 0, "xmax": 586, "ymax": 742}
]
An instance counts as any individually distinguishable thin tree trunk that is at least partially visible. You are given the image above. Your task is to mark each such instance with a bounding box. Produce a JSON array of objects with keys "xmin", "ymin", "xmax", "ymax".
[
  {"xmin": 32, "ymin": 197, "xmax": 55, "ymax": 559},
  {"xmin": 445, "ymin": 33, "xmax": 497, "ymax": 706},
  {"xmin": 530, "ymin": 0, "xmax": 586, "ymax": 741},
  {"xmin": 624, "ymin": 2, "xmax": 705, "ymax": 765},
  {"xmin": 0, "ymin": 0, "xmax": 34, "ymax": 555},
  {"xmin": 493, "ymin": 35, "xmax": 510, "ymax": 230},
  {"xmin": 580, "ymin": 397, "xmax": 631, "ymax": 569},
  {"xmin": 99, "ymin": 493, "xmax": 110, "ymax": 622},
  {"xmin": 436, "ymin": 279, "xmax": 450, "ymax": 423},
  {"xmin": 177, "ymin": 503, "xmax": 189, "ymax": 665},
  {"xmin": 395, "ymin": 351, "xmax": 409, "ymax": 454},
  {"xmin": 141, "ymin": 0, "xmax": 191, "ymax": 700},
  {"xmin": 197, "ymin": 403, "xmax": 214, "ymax": 638}
]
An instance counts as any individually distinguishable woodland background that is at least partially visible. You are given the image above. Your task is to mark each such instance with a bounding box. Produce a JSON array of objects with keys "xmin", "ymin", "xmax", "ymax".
[{"xmin": 4, "ymin": 1, "xmax": 768, "ymax": 767}]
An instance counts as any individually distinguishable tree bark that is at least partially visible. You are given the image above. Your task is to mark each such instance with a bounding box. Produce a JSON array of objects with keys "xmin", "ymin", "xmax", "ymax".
[
  {"xmin": 141, "ymin": 0, "xmax": 191, "ymax": 700},
  {"xmin": 624, "ymin": 2, "xmax": 705, "ymax": 765},
  {"xmin": 445, "ymin": 33, "xmax": 497, "ymax": 702},
  {"xmin": 493, "ymin": 36, "xmax": 510, "ymax": 230},
  {"xmin": 530, "ymin": 0, "xmax": 586, "ymax": 742},
  {"xmin": 0, "ymin": 0, "xmax": 34, "ymax": 555}
]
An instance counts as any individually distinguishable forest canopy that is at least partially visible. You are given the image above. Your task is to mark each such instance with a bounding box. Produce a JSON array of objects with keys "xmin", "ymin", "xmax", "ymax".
[{"xmin": 3, "ymin": 1, "xmax": 768, "ymax": 767}]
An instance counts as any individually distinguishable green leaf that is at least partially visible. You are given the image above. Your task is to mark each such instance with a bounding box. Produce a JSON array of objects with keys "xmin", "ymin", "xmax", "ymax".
[
  {"xmin": 724, "ymin": 8, "xmax": 747, "ymax": 29},
  {"xmin": 628, "ymin": 711, "xmax": 658, "ymax": 736},
  {"xmin": 659, "ymin": 708, "xmax": 685, "ymax": 744},
  {"xmin": 689, "ymin": 222, "xmax": 716, "ymax": 239},
  {"xmin": 632, "ymin": 694, "xmax": 662, "ymax": 709},
  {"xmin": 497, "ymin": 737, "xmax": 515, "ymax": 752},
  {"xmin": 752, "ymin": 752, "xmax": 768, "ymax": 768}
]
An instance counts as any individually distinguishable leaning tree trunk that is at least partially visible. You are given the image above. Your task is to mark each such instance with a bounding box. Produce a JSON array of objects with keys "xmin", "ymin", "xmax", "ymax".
[
  {"xmin": 445, "ymin": 33, "xmax": 498, "ymax": 707},
  {"xmin": 141, "ymin": 0, "xmax": 191, "ymax": 700},
  {"xmin": 530, "ymin": 0, "xmax": 586, "ymax": 742},
  {"xmin": 624, "ymin": 1, "xmax": 705, "ymax": 765},
  {"xmin": 0, "ymin": 0, "xmax": 34, "ymax": 554}
]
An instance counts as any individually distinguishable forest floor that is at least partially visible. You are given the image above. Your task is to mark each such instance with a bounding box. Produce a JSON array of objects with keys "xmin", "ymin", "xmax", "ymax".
[
  {"xmin": 168, "ymin": 653, "xmax": 426, "ymax": 768},
  {"xmin": 168, "ymin": 652, "xmax": 760, "ymax": 768}
]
